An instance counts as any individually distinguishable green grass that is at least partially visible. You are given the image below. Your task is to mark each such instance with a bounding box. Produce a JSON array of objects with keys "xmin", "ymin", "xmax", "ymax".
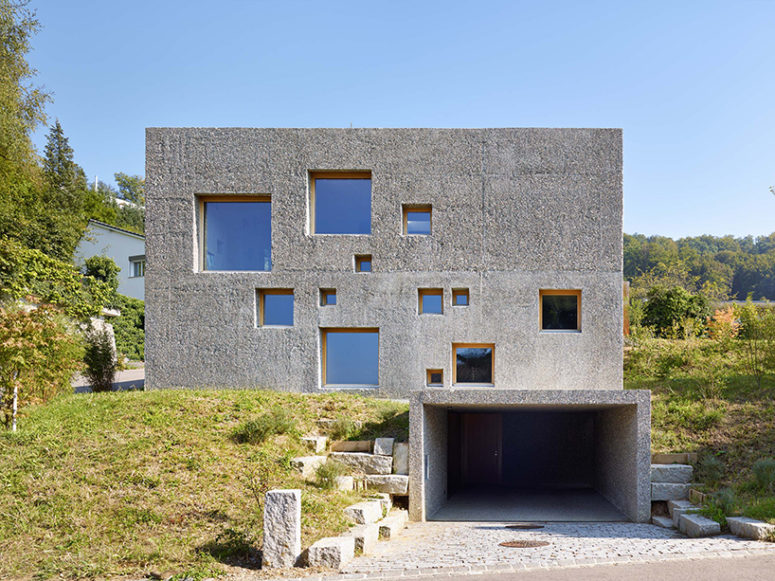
[{"xmin": 0, "ymin": 390, "xmax": 409, "ymax": 580}]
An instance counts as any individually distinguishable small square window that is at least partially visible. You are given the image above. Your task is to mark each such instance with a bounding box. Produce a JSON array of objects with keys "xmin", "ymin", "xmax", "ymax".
[
  {"xmin": 129, "ymin": 256, "xmax": 145, "ymax": 278},
  {"xmin": 418, "ymin": 289, "xmax": 443, "ymax": 314},
  {"xmin": 452, "ymin": 288, "xmax": 469, "ymax": 306},
  {"xmin": 453, "ymin": 343, "xmax": 494, "ymax": 385},
  {"xmin": 320, "ymin": 289, "xmax": 337, "ymax": 306},
  {"xmin": 403, "ymin": 205, "xmax": 432, "ymax": 235},
  {"xmin": 355, "ymin": 255, "xmax": 372, "ymax": 272},
  {"xmin": 540, "ymin": 289, "xmax": 581, "ymax": 331},
  {"xmin": 426, "ymin": 369, "xmax": 443, "ymax": 386},
  {"xmin": 310, "ymin": 171, "xmax": 372, "ymax": 234},
  {"xmin": 257, "ymin": 289, "xmax": 294, "ymax": 326}
]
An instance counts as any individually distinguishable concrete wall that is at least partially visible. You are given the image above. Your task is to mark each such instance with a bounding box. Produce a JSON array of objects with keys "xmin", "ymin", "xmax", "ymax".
[
  {"xmin": 145, "ymin": 128, "xmax": 622, "ymax": 394},
  {"xmin": 75, "ymin": 221, "xmax": 146, "ymax": 300}
]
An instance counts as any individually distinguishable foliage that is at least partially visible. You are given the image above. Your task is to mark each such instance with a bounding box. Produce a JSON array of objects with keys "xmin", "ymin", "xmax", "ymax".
[
  {"xmin": 736, "ymin": 301, "xmax": 775, "ymax": 389},
  {"xmin": 83, "ymin": 324, "xmax": 116, "ymax": 392},
  {"xmin": 316, "ymin": 460, "xmax": 348, "ymax": 490},
  {"xmin": 752, "ymin": 458, "xmax": 775, "ymax": 494},
  {"xmin": 642, "ymin": 285, "xmax": 710, "ymax": 338},
  {"xmin": 115, "ymin": 172, "xmax": 145, "ymax": 205},
  {"xmin": 700, "ymin": 488, "xmax": 737, "ymax": 526},
  {"xmin": 231, "ymin": 409, "xmax": 296, "ymax": 444},
  {"xmin": 0, "ymin": 305, "xmax": 82, "ymax": 430},
  {"xmin": 0, "ymin": 237, "xmax": 111, "ymax": 319},
  {"xmin": 84, "ymin": 255, "xmax": 120, "ymax": 294},
  {"xmin": 330, "ymin": 415, "xmax": 360, "ymax": 440},
  {"xmin": 707, "ymin": 306, "xmax": 741, "ymax": 346},
  {"xmin": 112, "ymin": 294, "xmax": 144, "ymax": 360},
  {"xmin": 697, "ymin": 455, "xmax": 724, "ymax": 486}
]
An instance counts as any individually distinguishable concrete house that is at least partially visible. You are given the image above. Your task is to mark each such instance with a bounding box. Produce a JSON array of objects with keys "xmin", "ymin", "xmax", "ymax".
[{"xmin": 145, "ymin": 128, "xmax": 650, "ymax": 523}]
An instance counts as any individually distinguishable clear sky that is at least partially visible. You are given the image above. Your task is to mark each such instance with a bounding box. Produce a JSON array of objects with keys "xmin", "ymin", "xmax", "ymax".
[{"xmin": 26, "ymin": 0, "xmax": 775, "ymax": 239}]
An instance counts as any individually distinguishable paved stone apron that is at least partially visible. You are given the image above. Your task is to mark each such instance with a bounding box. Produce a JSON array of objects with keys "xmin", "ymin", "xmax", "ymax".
[{"xmin": 334, "ymin": 521, "xmax": 774, "ymax": 578}]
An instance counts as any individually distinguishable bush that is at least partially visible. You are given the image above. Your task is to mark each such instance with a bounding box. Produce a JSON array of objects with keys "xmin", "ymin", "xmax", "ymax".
[
  {"xmin": 83, "ymin": 323, "xmax": 117, "ymax": 392},
  {"xmin": 232, "ymin": 409, "xmax": 296, "ymax": 444},
  {"xmin": 752, "ymin": 458, "xmax": 775, "ymax": 493},
  {"xmin": 112, "ymin": 294, "xmax": 144, "ymax": 360},
  {"xmin": 330, "ymin": 416, "xmax": 360, "ymax": 440},
  {"xmin": 315, "ymin": 460, "xmax": 348, "ymax": 490},
  {"xmin": 642, "ymin": 286, "xmax": 710, "ymax": 338},
  {"xmin": 697, "ymin": 455, "xmax": 724, "ymax": 486},
  {"xmin": 84, "ymin": 255, "xmax": 120, "ymax": 294}
]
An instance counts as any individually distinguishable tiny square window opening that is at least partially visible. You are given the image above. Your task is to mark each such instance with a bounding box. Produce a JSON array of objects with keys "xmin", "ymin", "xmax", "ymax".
[
  {"xmin": 355, "ymin": 255, "xmax": 372, "ymax": 272},
  {"xmin": 452, "ymin": 288, "xmax": 469, "ymax": 306},
  {"xmin": 403, "ymin": 204, "xmax": 432, "ymax": 235},
  {"xmin": 427, "ymin": 369, "xmax": 443, "ymax": 386},
  {"xmin": 320, "ymin": 289, "xmax": 337, "ymax": 306}
]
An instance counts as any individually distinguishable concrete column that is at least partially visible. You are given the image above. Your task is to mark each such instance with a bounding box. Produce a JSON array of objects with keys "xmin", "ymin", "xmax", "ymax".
[{"xmin": 263, "ymin": 489, "xmax": 301, "ymax": 568}]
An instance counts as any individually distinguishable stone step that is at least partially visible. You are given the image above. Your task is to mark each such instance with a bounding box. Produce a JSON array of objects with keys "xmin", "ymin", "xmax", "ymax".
[
  {"xmin": 378, "ymin": 509, "xmax": 409, "ymax": 540},
  {"xmin": 393, "ymin": 442, "xmax": 409, "ymax": 475},
  {"xmin": 671, "ymin": 505, "xmax": 699, "ymax": 527},
  {"xmin": 307, "ymin": 536, "xmax": 355, "ymax": 569},
  {"xmin": 367, "ymin": 492, "xmax": 392, "ymax": 515},
  {"xmin": 650, "ymin": 464, "xmax": 693, "ymax": 484},
  {"xmin": 652, "ymin": 482, "xmax": 691, "ymax": 501},
  {"xmin": 652, "ymin": 452, "xmax": 698, "ymax": 464},
  {"xmin": 344, "ymin": 500, "xmax": 383, "ymax": 525},
  {"xmin": 348, "ymin": 523, "xmax": 380, "ymax": 554},
  {"xmin": 335, "ymin": 475, "xmax": 354, "ymax": 491},
  {"xmin": 330, "ymin": 440, "xmax": 372, "ymax": 452},
  {"xmin": 678, "ymin": 513, "xmax": 721, "ymax": 537},
  {"xmin": 727, "ymin": 516, "xmax": 775, "ymax": 540},
  {"xmin": 302, "ymin": 436, "xmax": 328, "ymax": 454},
  {"xmin": 652, "ymin": 515, "xmax": 675, "ymax": 529},
  {"xmin": 374, "ymin": 437, "xmax": 394, "ymax": 456},
  {"xmin": 667, "ymin": 499, "xmax": 694, "ymax": 519},
  {"xmin": 329, "ymin": 452, "xmax": 393, "ymax": 475},
  {"xmin": 290, "ymin": 456, "xmax": 327, "ymax": 480},
  {"xmin": 364, "ymin": 475, "xmax": 409, "ymax": 495}
]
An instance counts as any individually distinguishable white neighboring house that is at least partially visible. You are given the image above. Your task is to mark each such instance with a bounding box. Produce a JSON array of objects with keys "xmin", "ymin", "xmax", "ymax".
[{"xmin": 74, "ymin": 219, "xmax": 145, "ymax": 301}]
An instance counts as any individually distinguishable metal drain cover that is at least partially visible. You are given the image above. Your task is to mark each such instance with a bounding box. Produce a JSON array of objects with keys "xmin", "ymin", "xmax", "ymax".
[
  {"xmin": 499, "ymin": 540, "xmax": 550, "ymax": 548},
  {"xmin": 505, "ymin": 523, "xmax": 544, "ymax": 530}
]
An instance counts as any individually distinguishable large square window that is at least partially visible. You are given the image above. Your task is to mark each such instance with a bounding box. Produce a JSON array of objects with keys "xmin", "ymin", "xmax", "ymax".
[
  {"xmin": 322, "ymin": 328, "xmax": 379, "ymax": 386},
  {"xmin": 311, "ymin": 172, "xmax": 371, "ymax": 234},
  {"xmin": 418, "ymin": 289, "xmax": 443, "ymax": 314},
  {"xmin": 257, "ymin": 289, "xmax": 294, "ymax": 326},
  {"xmin": 403, "ymin": 205, "xmax": 432, "ymax": 235},
  {"xmin": 540, "ymin": 290, "xmax": 581, "ymax": 331},
  {"xmin": 200, "ymin": 196, "xmax": 271, "ymax": 271},
  {"xmin": 453, "ymin": 343, "xmax": 494, "ymax": 384}
]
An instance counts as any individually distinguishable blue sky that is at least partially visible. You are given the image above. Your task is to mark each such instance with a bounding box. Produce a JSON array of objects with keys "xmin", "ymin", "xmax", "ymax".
[{"xmin": 27, "ymin": 0, "xmax": 775, "ymax": 238}]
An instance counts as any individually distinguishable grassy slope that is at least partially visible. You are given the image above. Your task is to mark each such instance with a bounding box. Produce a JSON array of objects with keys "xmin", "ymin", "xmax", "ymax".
[
  {"xmin": 0, "ymin": 390, "xmax": 409, "ymax": 580},
  {"xmin": 625, "ymin": 337, "xmax": 775, "ymax": 523}
]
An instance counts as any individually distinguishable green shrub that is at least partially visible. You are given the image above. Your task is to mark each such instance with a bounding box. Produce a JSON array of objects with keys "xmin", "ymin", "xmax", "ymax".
[
  {"xmin": 232, "ymin": 409, "xmax": 296, "ymax": 444},
  {"xmin": 84, "ymin": 255, "xmax": 120, "ymax": 294},
  {"xmin": 697, "ymin": 455, "xmax": 724, "ymax": 486},
  {"xmin": 84, "ymin": 324, "xmax": 117, "ymax": 392},
  {"xmin": 316, "ymin": 460, "xmax": 348, "ymax": 490},
  {"xmin": 752, "ymin": 458, "xmax": 775, "ymax": 493},
  {"xmin": 330, "ymin": 416, "xmax": 360, "ymax": 440},
  {"xmin": 112, "ymin": 294, "xmax": 144, "ymax": 360},
  {"xmin": 701, "ymin": 488, "xmax": 737, "ymax": 526},
  {"xmin": 642, "ymin": 286, "xmax": 710, "ymax": 338}
]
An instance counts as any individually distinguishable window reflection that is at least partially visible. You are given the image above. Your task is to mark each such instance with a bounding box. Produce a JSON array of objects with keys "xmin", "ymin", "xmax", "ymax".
[{"xmin": 204, "ymin": 200, "xmax": 271, "ymax": 271}]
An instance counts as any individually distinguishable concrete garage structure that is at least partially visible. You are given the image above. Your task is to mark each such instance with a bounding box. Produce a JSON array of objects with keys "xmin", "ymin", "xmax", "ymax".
[{"xmin": 145, "ymin": 128, "xmax": 650, "ymax": 522}]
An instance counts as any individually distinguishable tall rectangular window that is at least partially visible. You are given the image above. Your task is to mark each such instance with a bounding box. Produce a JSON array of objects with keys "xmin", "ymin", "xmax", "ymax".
[
  {"xmin": 257, "ymin": 289, "xmax": 294, "ymax": 326},
  {"xmin": 129, "ymin": 255, "xmax": 145, "ymax": 278},
  {"xmin": 200, "ymin": 196, "xmax": 271, "ymax": 271},
  {"xmin": 322, "ymin": 328, "xmax": 379, "ymax": 386},
  {"xmin": 403, "ymin": 204, "xmax": 432, "ymax": 235},
  {"xmin": 453, "ymin": 343, "xmax": 494, "ymax": 384},
  {"xmin": 310, "ymin": 172, "xmax": 372, "ymax": 234},
  {"xmin": 540, "ymin": 290, "xmax": 581, "ymax": 331}
]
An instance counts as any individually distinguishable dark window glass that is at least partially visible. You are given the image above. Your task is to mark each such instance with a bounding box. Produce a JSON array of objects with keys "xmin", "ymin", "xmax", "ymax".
[
  {"xmin": 455, "ymin": 347, "xmax": 492, "ymax": 383},
  {"xmin": 261, "ymin": 292, "xmax": 294, "ymax": 326},
  {"xmin": 542, "ymin": 294, "xmax": 579, "ymax": 330},
  {"xmin": 315, "ymin": 178, "xmax": 371, "ymax": 234},
  {"xmin": 325, "ymin": 331, "xmax": 379, "ymax": 385},
  {"xmin": 204, "ymin": 201, "xmax": 271, "ymax": 271},
  {"xmin": 406, "ymin": 210, "xmax": 431, "ymax": 235},
  {"xmin": 421, "ymin": 293, "xmax": 443, "ymax": 314},
  {"xmin": 429, "ymin": 372, "xmax": 443, "ymax": 384}
]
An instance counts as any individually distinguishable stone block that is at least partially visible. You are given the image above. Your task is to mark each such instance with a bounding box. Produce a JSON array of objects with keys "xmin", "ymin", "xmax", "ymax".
[
  {"xmin": 678, "ymin": 513, "xmax": 721, "ymax": 537},
  {"xmin": 378, "ymin": 509, "xmax": 409, "ymax": 539},
  {"xmin": 290, "ymin": 456, "xmax": 326, "ymax": 480},
  {"xmin": 307, "ymin": 536, "xmax": 354, "ymax": 569},
  {"xmin": 344, "ymin": 500, "xmax": 383, "ymax": 524},
  {"xmin": 667, "ymin": 499, "xmax": 694, "ymax": 519},
  {"xmin": 364, "ymin": 475, "xmax": 409, "ymax": 495},
  {"xmin": 672, "ymin": 505, "xmax": 699, "ymax": 527},
  {"xmin": 335, "ymin": 475, "xmax": 354, "ymax": 491},
  {"xmin": 652, "ymin": 482, "xmax": 691, "ymax": 501},
  {"xmin": 688, "ymin": 488, "xmax": 707, "ymax": 504},
  {"xmin": 392, "ymin": 442, "xmax": 409, "ymax": 475},
  {"xmin": 349, "ymin": 523, "xmax": 379, "ymax": 554},
  {"xmin": 374, "ymin": 438, "xmax": 394, "ymax": 456},
  {"xmin": 330, "ymin": 440, "xmax": 372, "ymax": 452},
  {"xmin": 329, "ymin": 452, "xmax": 392, "ymax": 475},
  {"xmin": 651, "ymin": 464, "xmax": 693, "ymax": 484},
  {"xmin": 262, "ymin": 489, "xmax": 301, "ymax": 568},
  {"xmin": 652, "ymin": 515, "xmax": 675, "ymax": 529},
  {"xmin": 368, "ymin": 492, "xmax": 391, "ymax": 515},
  {"xmin": 302, "ymin": 436, "xmax": 327, "ymax": 454},
  {"xmin": 727, "ymin": 516, "xmax": 775, "ymax": 540}
]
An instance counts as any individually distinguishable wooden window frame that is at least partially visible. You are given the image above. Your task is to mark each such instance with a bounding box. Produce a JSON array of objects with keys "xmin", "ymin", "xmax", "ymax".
[
  {"xmin": 320, "ymin": 288, "xmax": 337, "ymax": 306},
  {"xmin": 418, "ymin": 288, "xmax": 444, "ymax": 315},
  {"xmin": 539, "ymin": 289, "xmax": 582, "ymax": 332},
  {"xmin": 452, "ymin": 288, "xmax": 469, "ymax": 307},
  {"xmin": 452, "ymin": 342, "xmax": 495, "ymax": 385},
  {"xmin": 309, "ymin": 171, "xmax": 372, "ymax": 235},
  {"xmin": 198, "ymin": 194, "xmax": 271, "ymax": 272},
  {"xmin": 426, "ymin": 368, "xmax": 444, "ymax": 386},
  {"xmin": 354, "ymin": 254, "xmax": 372, "ymax": 273},
  {"xmin": 257, "ymin": 288, "xmax": 294, "ymax": 327},
  {"xmin": 402, "ymin": 204, "xmax": 432, "ymax": 235},
  {"xmin": 321, "ymin": 327, "xmax": 380, "ymax": 387}
]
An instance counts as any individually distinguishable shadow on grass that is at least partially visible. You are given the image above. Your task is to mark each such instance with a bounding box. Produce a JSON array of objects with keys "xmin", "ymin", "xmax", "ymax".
[
  {"xmin": 198, "ymin": 528, "xmax": 262, "ymax": 569},
  {"xmin": 353, "ymin": 409, "xmax": 409, "ymax": 441}
]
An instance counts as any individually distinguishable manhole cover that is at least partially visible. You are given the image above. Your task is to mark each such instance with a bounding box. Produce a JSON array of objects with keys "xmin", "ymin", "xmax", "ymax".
[
  {"xmin": 505, "ymin": 523, "xmax": 544, "ymax": 530},
  {"xmin": 499, "ymin": 540, "xmax": 550, "ymax": 548}
]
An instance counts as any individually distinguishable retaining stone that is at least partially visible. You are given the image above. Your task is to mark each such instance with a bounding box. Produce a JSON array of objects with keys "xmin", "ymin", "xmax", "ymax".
[
  {"xmin": 302, "ymin": 436, "xmax": 327, "ymax": 454},
  {"xmin": 650, "ymin": 464, "xmax": 693, "ymax": 484},
  {"xmin": 364, "ymin": 475, "xmax": 409, "ymax": 494},
  {"xmin": 651, "ymin": 515, "xmax": 675, "ymax": 529},
  {"xmin": 392, "ymin": 443, "xmax": 409, "ymax": 475},
  {"xmin": 672, "ymin": 505, "xmax": 699, "ymax": 527},
  {"xmin": 329, "ymin": 452, "xmax": 393, "ymax": 475},
  {"xmin": 378, "ymin": 509, "xmax": 409, "ymax": 539},
  {"xmin": 263, "ymin": 489, "xmax": 301, "ymax": 568},
  {"xmin": 652, "ymin": 482, "xmax": 691, "ymax": 501},
  {"xmin": 727, "ymin": 516, "xmax": 775, "ymax": 540},
  {"xmin": 307, "ymin": 536, "xmax": 355, "ymax": 569},
  {"xmin": 652, "ymin": 452, "xmax": 697, "ymax": 464},
  {"xmin": 678, "ymin": 513, "xmax": 721, "ymax": 537},
  {"xmin": 368, "ymin": 492, "xmax": 392, "ymax": 515},
  {"xmin": 344, "ymin": 501, "xmax": 383, "ymax": 524},
  {"xmin": 374, "ymin": 438, "xmax": 394, "ymax": 456},
  {"xmin": 290, "ymin": 456, "xmax": 327, "ymax": 480},
  {"xmin": 330, "ymin": 440, "xmax": 372, "ymax": 452},
  {"xmin": 667, "ymin": 499, "xmax": 694, "ymax": 519},
  {"xmin": 348, "ymin": 523, "xmax": 380, "ymax": 554},
  {"xmin": 335, "ymin": 476, "xmax": 354, "ymax": 491}
]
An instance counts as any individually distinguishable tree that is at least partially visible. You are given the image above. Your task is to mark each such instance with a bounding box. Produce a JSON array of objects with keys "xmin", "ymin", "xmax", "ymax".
[
  {"xmin": 642, "ymin": 286, "xmax": 710, "ymax": 338},
  {"xmin": 84, "ymin": 255, "xmax": 120, "ymax": 296},
  {"xmin": 115, "ymin": 172, "xmax": 145, "ymax": 205}
]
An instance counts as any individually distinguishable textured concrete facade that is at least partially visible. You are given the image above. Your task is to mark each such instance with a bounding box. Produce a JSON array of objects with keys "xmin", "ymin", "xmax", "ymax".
[{"xmin": 145, "ymin": 128, "xmax": 622, "ymax": 394}]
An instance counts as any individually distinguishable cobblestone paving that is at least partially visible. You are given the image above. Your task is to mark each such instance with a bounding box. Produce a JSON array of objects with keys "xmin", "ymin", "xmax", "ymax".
[{"xmin": 338, "ymin": 521, "xmax": 775, "ymax": 577}]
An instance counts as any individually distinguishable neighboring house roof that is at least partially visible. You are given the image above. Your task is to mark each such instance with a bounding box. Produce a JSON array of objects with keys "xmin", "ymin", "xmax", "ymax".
[{"xmin": 87, "ymin": 219, "xmax": 145, "ymax": 240}]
